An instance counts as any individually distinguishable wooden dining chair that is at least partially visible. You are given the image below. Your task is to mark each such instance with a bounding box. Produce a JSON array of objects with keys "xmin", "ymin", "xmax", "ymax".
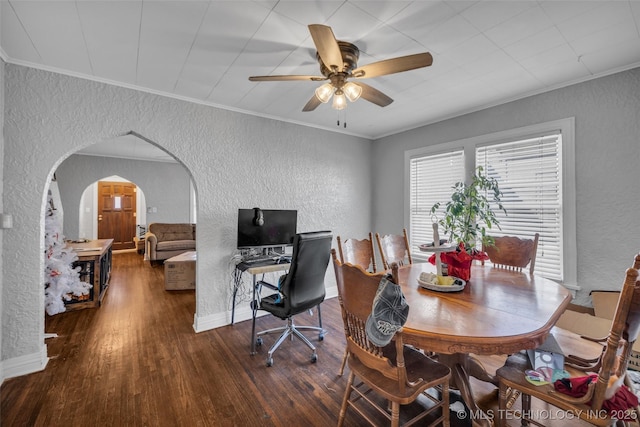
[
  {"xmin": 335, "ymin": 234, "xmax": 377, "ymax": 376},
  {"xmin": 496, "ymin": 253, "xmax": 640, "ymax": 427},
  {"xmin": 375, "ymin": 228, "xmax": 413, "ymax": 270},
  {"xmin": 482, "ymin": 233, "xmax": 539, "ymax": 274},
  {"xmin": 336, "ymin": 233, "xmax": 377, "ymax": 273},
  {"xmin": 332, "ymin": 249, "xmax": 451, "ymax": 427}
]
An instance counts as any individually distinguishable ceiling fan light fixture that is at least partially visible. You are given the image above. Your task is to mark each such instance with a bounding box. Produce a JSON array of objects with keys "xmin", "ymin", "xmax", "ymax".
[
  {"xmin": 314, "ymin": 83, "xmax": 334, "ymax": 103},
  {"xmin": 250, "ymin": 25, "xmax": 434, "ymax": 114},
  {"xmin": 343, "ymin": 82, "xmax": 362, "ymax": 102},
  {"xmin": 332, "ymin": 90, "xmax": 347, "ymax": 110}
]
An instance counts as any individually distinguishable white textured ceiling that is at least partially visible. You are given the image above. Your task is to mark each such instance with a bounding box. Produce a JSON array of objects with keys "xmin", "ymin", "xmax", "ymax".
[{"xmin": 3, "ymin": 0, "xmax": 640, "ymax": 153}]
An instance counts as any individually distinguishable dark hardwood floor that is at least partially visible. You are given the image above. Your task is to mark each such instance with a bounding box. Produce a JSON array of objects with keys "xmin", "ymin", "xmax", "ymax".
[{"xmin": 1, "ymin": 251, "xmax": 593, "ymax": 426}]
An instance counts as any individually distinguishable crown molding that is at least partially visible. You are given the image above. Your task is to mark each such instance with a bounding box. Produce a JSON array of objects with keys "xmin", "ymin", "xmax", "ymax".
[{"xmin": 3, "ymin": 56, "xmax": 371, "ymax": 140}]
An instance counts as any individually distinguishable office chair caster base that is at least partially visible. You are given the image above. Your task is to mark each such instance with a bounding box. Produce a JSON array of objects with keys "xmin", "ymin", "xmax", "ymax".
[
  {"xmin": 266, "ymin": 357, "xmax": 274, "ymax": 367},
  {"xmin": 311, "ymin": 353, "xmax": 318, "ymax": 363},
  {"xmin": 256, "ymin": 337, "xmax": 263, "ymax": 346},
  {"xmin": 318, "ymin": 332, "xmax": 324, "ymax": 341}
]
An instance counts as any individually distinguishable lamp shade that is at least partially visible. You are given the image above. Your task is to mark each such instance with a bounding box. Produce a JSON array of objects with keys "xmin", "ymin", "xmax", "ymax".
[
  {"xmin": 343, "ymin": 82, "xmax": 362, "ymax": 102},
  {"xmin": 332, "ymin": 90, "xmax": 347, "ymax": 110},
  {"xmin": 314, "ymin": 83, "xmax": 334, "ymax": 103}
]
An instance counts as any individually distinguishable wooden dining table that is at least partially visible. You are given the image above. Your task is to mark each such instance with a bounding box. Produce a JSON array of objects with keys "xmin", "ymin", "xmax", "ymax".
[{"xmin": 396, "ymin": 262, "xmax": 572, "ymax": 426}]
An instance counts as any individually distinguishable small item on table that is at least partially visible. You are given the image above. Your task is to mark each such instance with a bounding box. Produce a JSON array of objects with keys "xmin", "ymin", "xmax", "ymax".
[
  {"xmin": 525, "ymin": 367, "xmax": 570, "ymax": 386},
  {"xmin": 419, "ymin": 272, "xmax": 455, "ymax": 286},
  {"xmin": 432, "ymin": 223, "xmax": 443, "ymax": 276}
]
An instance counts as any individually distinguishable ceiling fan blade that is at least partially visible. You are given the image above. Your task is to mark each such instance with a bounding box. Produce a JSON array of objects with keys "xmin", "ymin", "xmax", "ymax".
[
  {"xmin": 302, "ymin": 94, "xmax": 322, "ymax": 112},
  {"xmin": 249, "ymin": 75, "xmax": 325, "ymax": 82},
  {"xmin": 352, "ymin": 52, "xmax": 433, "ymax": 79},
  {"xmin": 308, "ymin": 24, "xmax": 344, "ymax": 72},
  {"xmin": 357, "ymin": 82, "xmax": 393, "ymax": 107}
]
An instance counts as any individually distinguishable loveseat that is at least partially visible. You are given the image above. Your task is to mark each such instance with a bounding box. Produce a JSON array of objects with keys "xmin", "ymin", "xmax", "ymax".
[{"xmin": 145, "ymin": 223, "xmax": 196, "ymax": 263}]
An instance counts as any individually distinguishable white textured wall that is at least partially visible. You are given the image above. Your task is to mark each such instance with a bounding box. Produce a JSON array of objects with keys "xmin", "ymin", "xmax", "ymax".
[
  {"xmin": 78, "ymin": 182, "xmax": 95, "ymax": 239},
  {"xmin": 56, "ymin": 155, "xmax": 192, "ymax": 239},
  {"xmin": 2, "ymin": 64, "xmax": 372, "ymax": 362},
  {"xmin": 0, "ymin": 58, "xmax": 5, "ymax": 373},
  {"xmin": 373, "ymin": 67, "xmax": 640, "ymax": 305}
]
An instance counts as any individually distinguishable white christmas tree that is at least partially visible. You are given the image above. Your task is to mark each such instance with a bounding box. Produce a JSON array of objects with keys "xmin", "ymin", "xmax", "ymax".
[{"xmin": 44, "ymin": 189, "xmax": 91, "ymax": 315}]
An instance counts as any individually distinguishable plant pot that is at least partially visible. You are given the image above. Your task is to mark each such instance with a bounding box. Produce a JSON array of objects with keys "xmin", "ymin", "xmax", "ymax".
[{"xmin": 445, "ymin": 258, "xmax": 473, "ymax": 281}]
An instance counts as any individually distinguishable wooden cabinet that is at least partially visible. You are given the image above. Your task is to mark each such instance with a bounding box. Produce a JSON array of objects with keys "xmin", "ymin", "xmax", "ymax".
[{"xmin": 65, "ymin": 239, "xmax": 113, "ymax": 310}]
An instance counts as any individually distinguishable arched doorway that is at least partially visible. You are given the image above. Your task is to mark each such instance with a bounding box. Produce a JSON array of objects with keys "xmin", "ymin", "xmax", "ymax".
[{"xmin": 48, "ymin": 132, "xmax": 197, "ymax": 317}]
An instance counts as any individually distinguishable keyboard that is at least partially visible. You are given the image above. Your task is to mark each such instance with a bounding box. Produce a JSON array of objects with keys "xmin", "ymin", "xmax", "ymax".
[
  {"xmin": 242, "ymin": 256, "xmax": 277, "ymax": 265},
  {"xmin": 241, "ymin": 256, "xmax": 291, "ymax": 266}
]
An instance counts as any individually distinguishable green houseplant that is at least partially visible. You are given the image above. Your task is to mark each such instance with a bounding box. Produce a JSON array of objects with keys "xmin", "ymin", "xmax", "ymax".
[
  {"xmin": 431, "ymin": 166, "xmax": 506, "ymax": 251},
  {"xmin": 429, "ymin": 166, "xmax": 506, "ymax": 280}
]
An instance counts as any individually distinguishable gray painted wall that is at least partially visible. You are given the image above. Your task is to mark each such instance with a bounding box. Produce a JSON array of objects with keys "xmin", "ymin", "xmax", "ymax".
[
  {"xmin": 2, "ymin": 64, "xmax": 372, "ymax": 365},
  {"xmin": 56, "ymin": 154, "xmax": 192, "ymax": 239},
  {"xmin": 0, "ymin": 58, "xmax": 5, "ymax": 375},
  {"xmin": 372, "ymin": 67, "xmax": 640, "ymax": 305}
]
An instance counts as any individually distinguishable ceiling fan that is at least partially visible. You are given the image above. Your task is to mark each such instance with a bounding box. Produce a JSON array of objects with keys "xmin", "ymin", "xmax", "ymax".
[{"xmin": 249, "ymin": 24, "xmax": 433, "ymax": 112}]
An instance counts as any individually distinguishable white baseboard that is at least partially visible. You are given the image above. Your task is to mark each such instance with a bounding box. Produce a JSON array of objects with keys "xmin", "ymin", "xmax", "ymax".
[
  {"xmin": 1, "ymin": 344, "xmax": 49, "ymax": 384},
  {"xmin": 192, "ymin": 286, "xmax": 338, "ymax": 333}
]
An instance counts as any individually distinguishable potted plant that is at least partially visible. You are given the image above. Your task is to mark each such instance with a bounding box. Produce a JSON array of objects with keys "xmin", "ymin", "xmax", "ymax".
[{"xmin": 429, "ymin": 166, "xmax": 506, "ymax": 280}]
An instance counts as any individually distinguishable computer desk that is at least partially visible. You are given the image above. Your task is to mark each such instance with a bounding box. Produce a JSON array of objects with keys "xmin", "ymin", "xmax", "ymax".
[{"xmin": 233, "ymin": 260, "xmax": 290, "ymax": 354}]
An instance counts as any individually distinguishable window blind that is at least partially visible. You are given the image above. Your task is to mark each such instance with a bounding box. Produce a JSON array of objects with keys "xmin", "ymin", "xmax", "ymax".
[
  {"xmin": 409, "ymin": 150, "xmax": 464, "ymax": 260},
  {"xmin": 476, "ymin": 134, "xmax": 562, "ymax": 281}
]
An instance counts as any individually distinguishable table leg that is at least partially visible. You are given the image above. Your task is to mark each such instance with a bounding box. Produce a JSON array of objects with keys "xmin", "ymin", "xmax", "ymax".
[
  {"xmin": 231, "ymin": 267, "xmax": 243, "ymax": 325},
  {"xmin": 231, "ymin": 280, "xmax": 237, "ymax": 325},
  {"xmin": 250, "ymin": 274, "xmax": 258, "ymax": 355},
  {"xmin": 467, "ymin": 354, "xmax": 498, "ymax": 385},
  {"xmin": 438, "ymin": 353, "xmax": 494, "ymax": 427}
]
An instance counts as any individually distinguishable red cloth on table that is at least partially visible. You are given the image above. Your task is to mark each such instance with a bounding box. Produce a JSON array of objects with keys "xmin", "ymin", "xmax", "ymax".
[{"xmin": 428, "ymin": 242, "xmax": 488, "ymax": 281}]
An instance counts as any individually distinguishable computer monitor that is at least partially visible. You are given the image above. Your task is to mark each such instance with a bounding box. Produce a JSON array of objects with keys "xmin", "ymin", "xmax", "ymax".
[{"xmin": 237, "ymin": 208, "xmax": 297, "ymax": 250}]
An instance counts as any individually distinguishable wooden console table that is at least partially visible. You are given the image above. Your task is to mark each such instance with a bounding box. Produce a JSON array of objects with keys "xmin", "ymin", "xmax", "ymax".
[{"xmin": 65, "ymin": 239, "xmax": 113, "ymax": 310}]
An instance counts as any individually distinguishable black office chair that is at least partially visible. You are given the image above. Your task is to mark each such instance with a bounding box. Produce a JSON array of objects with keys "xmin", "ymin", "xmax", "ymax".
[{"xmin": 254, "ymin": 230, "xmax": 332, "ymax": 367}]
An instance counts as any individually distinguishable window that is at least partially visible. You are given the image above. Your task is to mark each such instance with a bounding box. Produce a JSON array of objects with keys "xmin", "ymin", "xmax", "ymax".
[
  {"xmin": 476, "ymin": 134, "xmax": 562, "ymax": 280},
  {"xmin": 405, "ymin": 118, "xmax": 576, "ymax": 288},
  {"xmin": 409, "ymin": 150, "xmax": 464, "ymax": 258}
]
